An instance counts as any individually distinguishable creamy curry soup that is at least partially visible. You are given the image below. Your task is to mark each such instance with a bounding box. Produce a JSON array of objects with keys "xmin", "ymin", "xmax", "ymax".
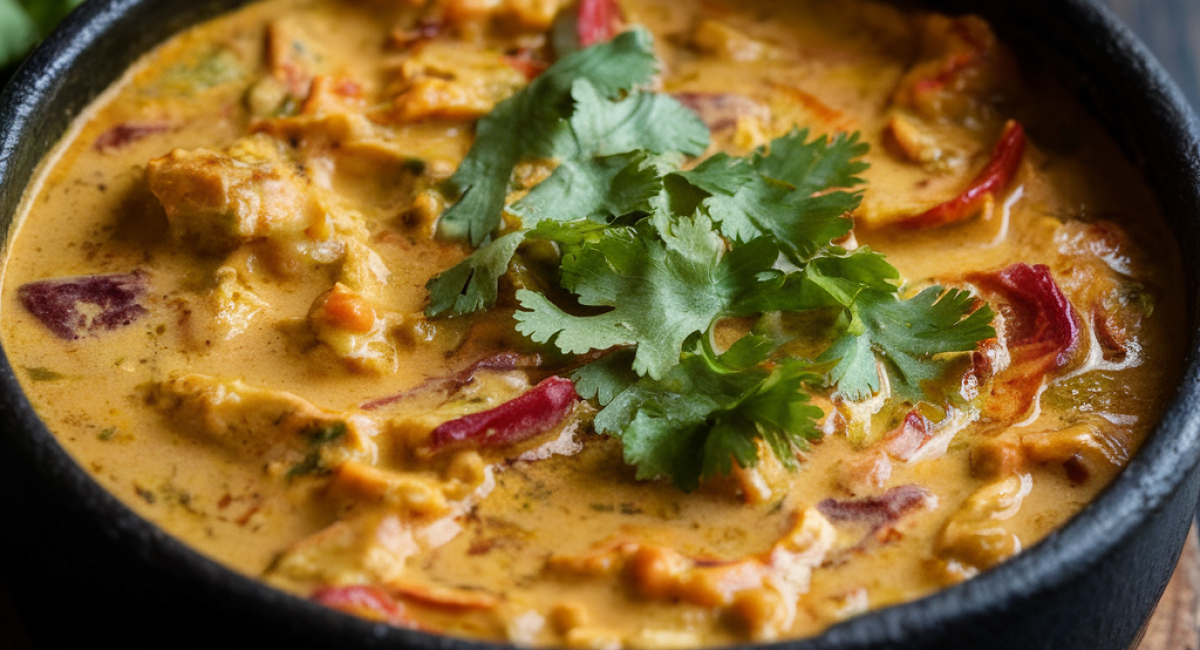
[{"xmin": 0, "ymin": 0, "xmax": 1184, "ymax": 646}]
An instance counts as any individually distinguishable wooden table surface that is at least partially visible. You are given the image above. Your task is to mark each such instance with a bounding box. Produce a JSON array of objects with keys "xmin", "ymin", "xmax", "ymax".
[
  {"xmin": 1137, "ymin": 527, "xmax": 1200, "ymax": 650},
  {"xmin": 2, "ymin": 1, "xmax": 1199, "ymax": 649}
]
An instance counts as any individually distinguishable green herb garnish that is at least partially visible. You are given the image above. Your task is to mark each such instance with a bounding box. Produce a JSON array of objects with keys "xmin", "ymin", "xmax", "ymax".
[
  {"xmin": 426, "ymin": 28, "xmax": 994, "ymax": 490},
  {"xmin": 23, "ymin": 366, "xmax": 64, "ymax": 381},
  {"xmin": 287, "ymin": 420, "xmax": 348, "ymax": 479}
]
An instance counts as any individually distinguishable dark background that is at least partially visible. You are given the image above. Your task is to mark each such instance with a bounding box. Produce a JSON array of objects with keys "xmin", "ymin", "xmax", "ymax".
[{"xmin": 1, "ymin": 0, "xmax": 1198, "ymax": 647}]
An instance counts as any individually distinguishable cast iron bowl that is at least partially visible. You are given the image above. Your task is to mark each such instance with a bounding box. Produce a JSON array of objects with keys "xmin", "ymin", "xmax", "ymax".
[{"xmin": 1, "ymin": 0, "xmax": 1199, "ymax": 648}]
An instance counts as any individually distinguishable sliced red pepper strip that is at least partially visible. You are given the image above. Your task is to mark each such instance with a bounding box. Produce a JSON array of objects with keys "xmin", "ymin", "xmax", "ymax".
[
  {"xmin": 389, "ymin": 582, "xmax": 499, "ymax": 610},
  {"xmin": 968, "ymin": 263, "xmax": 1079, "ymax": 363},
  {"xmin": 94, "ymin": 122, "xmax": 171, "ymax": 152},
  {"xmin": 503, "ymin": 48, "xmax": 550, "ymax": 81},
  {"xmin": 576, "ymin": 0, "xmax": 623, "ymax": 47},
  {"xmin": 817, "ymin": 485, "xmax": 933, "ymax": 529},
  {"xmin": 882, "ymin": 410, "xmax": 933, "ymax": 461},
  {"xmin": 896, "ymin": 119, "xmax": 1026, "ymax": 230},
  {"xmin": 965, "ymin": 263, "xmax": 1081, "ymax": 422},
  {"xmin": 430, "ymin": 376, "xmax": 579, "ymax": 451},
  {"xmin": 311, "ymin": 585, "xmax": 417, "ymax": 627},
  {"xmin": 361, "ymin": 352, "xmax": 543, "ymax": 411}
]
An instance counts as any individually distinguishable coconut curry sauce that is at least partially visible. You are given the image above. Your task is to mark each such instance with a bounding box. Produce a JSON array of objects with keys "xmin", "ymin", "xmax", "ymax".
[{"xmin": 0, "ymin": 0, "xmax": 1184, "ymax": 646}]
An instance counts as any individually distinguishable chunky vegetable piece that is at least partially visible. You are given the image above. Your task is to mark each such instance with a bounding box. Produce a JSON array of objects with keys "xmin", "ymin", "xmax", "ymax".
[
  {"xmin": 1, "ymin": 0, "xmax": 1183, "ymax": 646},
  {"xmin": 17, "ymin": 272, "xmax": 148, "ymax": 340}
]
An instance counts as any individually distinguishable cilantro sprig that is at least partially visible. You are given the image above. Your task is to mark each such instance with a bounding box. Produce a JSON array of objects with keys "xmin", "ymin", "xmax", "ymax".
[
  {"xmin": 425, "ymin": 28, "xmax": 994, "ymax": 490},
  {"xmin": 437, "ymin": 28, "xmax": 703, "ymax": 245}
]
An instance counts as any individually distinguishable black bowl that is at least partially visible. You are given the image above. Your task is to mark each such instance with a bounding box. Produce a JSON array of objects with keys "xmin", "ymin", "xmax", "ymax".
[{"xmin": 2, "ymin": 0, "xmax": 1200, "ymax": 648}]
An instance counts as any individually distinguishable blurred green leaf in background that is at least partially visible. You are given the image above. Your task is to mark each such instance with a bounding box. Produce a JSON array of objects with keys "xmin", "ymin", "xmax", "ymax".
[{"xmin": 1, "ymin": 0, "xmax": 85, "ymax": 69}]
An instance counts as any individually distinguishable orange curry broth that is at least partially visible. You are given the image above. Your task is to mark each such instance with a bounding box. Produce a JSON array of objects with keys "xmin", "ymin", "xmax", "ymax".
[{"xmin": 0, "ymin": 0, "xmax": 1184, "ymax": 646}]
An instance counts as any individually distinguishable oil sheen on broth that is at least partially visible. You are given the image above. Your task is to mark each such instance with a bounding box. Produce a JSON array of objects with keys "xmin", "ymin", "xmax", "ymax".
[{"xmin": 0, "ymin": 0, "xmax": 1183, "ymax": 646}]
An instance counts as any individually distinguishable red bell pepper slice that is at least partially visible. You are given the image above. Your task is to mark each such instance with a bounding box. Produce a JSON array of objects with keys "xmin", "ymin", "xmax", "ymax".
[
  {"xmin": 503, "ymin": 48, "xmax": 550, "ymax": 81},
  {"xmin": 897, "ymin": 119, "xmax": 1026, "ymax": 229},
  {"xmin": 94, "ymin": 122, "xmax": 171, "ymax": 152},
  {"xmin": 817, "ymin": 485, "xmax": 933, "ymax": 529},
  {"xmin": 883, "ymin": 411, "xmax": 933, "ymax": 461},
  {"xmin": 966, "ymin": 263, "xmax": 1081, "ymax": 421},
  {"xmin": 430, "ymin": 376, "xmax": 579, "ymax": 451},
  {"xmin": 311, "ymin": 585, "xmax": 417, "ymax": 627},
  {"xmin": 361, "ymin": 352, "xmax": 543, "ymax": 411},
  {"xmin": 968, "ymin": 263, "xmax": 1079, "ymax": 363},
  {"xmin": 576, "ymin": 0, "xmax": 622, "ymax": 47}
]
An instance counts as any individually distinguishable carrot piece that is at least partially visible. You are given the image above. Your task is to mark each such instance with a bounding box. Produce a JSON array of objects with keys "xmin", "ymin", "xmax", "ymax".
[
  {"xmin": 310, "ymin": 284, "xmax": 376, "ymax": 333},
  {"xmin": 896, "ymin": 120, "xmax": 1026, "ymax": 230}
]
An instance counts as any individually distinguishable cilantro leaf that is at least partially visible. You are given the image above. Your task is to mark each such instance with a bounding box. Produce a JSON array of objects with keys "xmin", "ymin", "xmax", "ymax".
[
  {"xmin": 566, "ymin": 78, "xmax": 708, "ymax": 158},
  {"xmin": 513, "ymin": 218, "xmax": 773, "ymax": 379},
  {"xmin": 510, "ymin": 152, "xmax": 662, "ymax": 225},
  {"xmin": 671, "ymin": 129, "xmax": 868, "ymax": 263},
  {"xmin": 596, "ymin": 348, "xmax": 822, "ymax": 491},
  {"xmin": 571, "ymin": 348, "xmax": 638, "ymax": 406},
  {"xmin": 438, "ymin": 28, "xmax": 660, "ymax": 245},
  {"xmin": 822, "ymin": 287, "xmax": 996, "ymax": 401},
  {"xmin": 425, "ymin": 232, "xmax": 526, "ymax": 317},
  {"xmin": 804, "ymin": 248, "xmax": 900, "ymax": 306},
  {"xmin": 728, "ymin": 247, "xmax": 900, "ymax": 316},
  {"xmin": 509, "ymin": 78, "xmax": 707, "ymax": 225},
  {"xmin": 757, "ymin": 129, "xmax": 869, "ymax": 193}
]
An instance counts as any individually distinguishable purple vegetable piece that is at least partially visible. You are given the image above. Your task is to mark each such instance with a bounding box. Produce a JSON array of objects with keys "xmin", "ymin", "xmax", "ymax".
[
  {"xmin": 18, "ymin": 272, "xmax": 149, "ymax": 340},
  {"xmin": 361, "ymin": 352, "xmax": 543, "ymax": 411},
  {"xmin": 93, "ymin": 122, "xmax": 171, "ymax": 152},
  {"xmin": 672, "ymin": 92, "xmax": 769, "ymax": 132},
  {"xmin": 817, "ymin": 485, "xmax": 933, "ymax": 529},
  {"xmin": 430, "ymin": 376, "xmax": 579, "ymax": 452}
]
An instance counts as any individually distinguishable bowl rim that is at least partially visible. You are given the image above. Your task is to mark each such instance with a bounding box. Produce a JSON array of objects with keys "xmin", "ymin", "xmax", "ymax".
[{"xmin": 2, "ymin": 0, "xmax": 1200, "ymax": 647}]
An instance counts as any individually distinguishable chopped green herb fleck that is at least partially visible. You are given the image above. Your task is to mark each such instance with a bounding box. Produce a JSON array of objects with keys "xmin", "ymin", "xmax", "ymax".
[
  {"xmin": 134, "ymin": 485, "xmax": 156, "ymax": 504},
  {"xmin": 24, "ymin": 366, "xmax": 64, "ymax": 381},
  {"xmin": 286, "ymin": 450, "xmax": 328, "ymax": 480},
  {"xmin": 305, "ymin": 420, "xmax": 347, "ymax": 445}
]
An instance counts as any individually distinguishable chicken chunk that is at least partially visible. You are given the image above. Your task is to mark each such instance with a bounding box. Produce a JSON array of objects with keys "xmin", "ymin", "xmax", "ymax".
[
  {"xmin": 388, "ymin": 41, "xmax": 527, "ymax": 123},
  {"xmin": 147, "ymin": 373, "xmax": 378, "ymax": 470},
  {"xmin": 147, "ymin": 135, "xmax": 318, "ymax": 256}
]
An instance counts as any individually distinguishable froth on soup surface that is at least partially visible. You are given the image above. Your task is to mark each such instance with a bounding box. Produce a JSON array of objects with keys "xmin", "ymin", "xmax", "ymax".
[{"xmin": 0, "ymin": 0, "xmax": 1184, "ymax": 646}]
